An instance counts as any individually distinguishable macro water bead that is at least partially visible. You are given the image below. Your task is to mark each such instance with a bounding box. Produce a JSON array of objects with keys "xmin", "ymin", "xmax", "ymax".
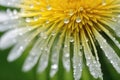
[{"xmin": 0, "ymin": 0, "xmax": 120, "ymax": 80}]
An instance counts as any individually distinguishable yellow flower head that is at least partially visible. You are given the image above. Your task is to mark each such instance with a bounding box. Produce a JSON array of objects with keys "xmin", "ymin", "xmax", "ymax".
[{"xmin": 0, "ymin": 0, "xmax": 120, "ymax": 80}]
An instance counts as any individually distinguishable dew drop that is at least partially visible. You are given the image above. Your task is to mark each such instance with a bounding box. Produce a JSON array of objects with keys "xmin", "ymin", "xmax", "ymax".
[
  {"xmin": 19, "ymin": 46, "xmax": 24, "ymax": 51},
  {"xmin": 69, "ymin": 10, "xmax": 74, "ymax": 16},
  {"xmin": 40, "ymin": 32, "xmax": 47, "ymax": 39},
  {"xmin": 51, "ymin": 64, "xmax": 58, "ymax": 69},
  {"xmin": 6, "ymin": 9, "xmax": 11, "ymax": 13},
  {"xmin": 30, "ymin": 4, "xmax": 34, "ymax": 8},
  {"xmin": 28, "ymin": 28, "xmax": 32, "ymax": 31},
  {"xmin": 41, "ymin": 47, "xmax": 44, "ymax": 50},
  {"xmin": 51, "ymin": 32, "xmax": 56, "ymax": 36},
  {"xmin": 44, "ymin": 47, "xmax": 49, "ymax": 52},
  {"xmin": 118, "ymin": 15, "xmax": 120, "ymax": 18},
  {"xmin": 47, "ymin": 5, "xmax": 52, "ymax": 10},
  {"xmin": 76, "ymin": 17, "xmax": 82, "ymax": 23},
  {"xmin": 64, "ymin": 53, "xmax": 70, "ymax": 57},
  {"xmin": 13, "ymin": 9, "xmax": 18, "ymax": 15},
  {"xmin": 6, "ymin": 9, "xmax": 13, "ymax": 16},
  {"xmin": 79, "ymin": 7, "xmax": 84, "ymax": 11},
  {"xmin": 64, "ymin": 18, "xmax": 70, "ymax": 24},
  {"xmin": 25, "ymin": 18, "xmax": 31, "ymax": 23},
  {"xmin": 19, "ymin": 33, "xmax": 23, "ymax": 36},
  {"xmin": 46, "ymin": 20, "xmax": 50, "ymax": 24},
  {"xmin": 7, "ymin": 2, "xmax": 11, "ymax": 5},
  {"xmin": 34, "ymin": 16, "xmax": 39, "ymax": 21},
  {"xmin": 112, "ymin": 17, "xmax": 117, "ymax": 22},
  {"xmin": 102, "ymin": 0, "xmax": 106, "ymax": 5},
  {"xmin": 64, "ymin": 45, "xmax": 68, "ymax": 48},
  {"xmin": 103, "ymin": 40, "xmax": 106, "ymax": 43},
  {"xmin": 70, "ymin": 37, "xmax": 74, "ymax": 42}
]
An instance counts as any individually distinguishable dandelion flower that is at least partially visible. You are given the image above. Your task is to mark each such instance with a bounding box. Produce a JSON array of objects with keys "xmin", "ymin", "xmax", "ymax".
[{"xmin": 0, "ymin": 0, "xmax": 120, "ymax": 80}]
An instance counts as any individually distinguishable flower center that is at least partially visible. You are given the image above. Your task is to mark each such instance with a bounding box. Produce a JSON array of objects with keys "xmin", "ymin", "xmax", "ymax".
[{"xmin": 19, "ymin": 0, "xmax": 119, "ymax": 35}]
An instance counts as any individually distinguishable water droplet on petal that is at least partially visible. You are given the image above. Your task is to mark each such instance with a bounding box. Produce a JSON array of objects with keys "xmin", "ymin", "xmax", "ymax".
[
  {"xmin": 102, "ymin": 0, "xmax": 106, "ymax": 5},
  {"xmin": 64, "ymin": 18, "xmax": 69, "ymax": 24},
  {"xmin": 64, "ymin": 53, "xmax": 70, "ymax": 57},
  {"xmin": 25, "ymin": 18, "xmax": 31, "ymax": 23},
  {"xmin": 69, "ymin": 10, "xmax": 74, "ymax": 16},
  {"xmin": 70, "ymin": 37, "xmax": 74, "ymax": 42},
  {"xmin": 118, "ymin": 15, "xmax": 120, "ymax": 18},
  {"xmin": 112, "ymin": 17, "xmax": 117, "ymax": 22},
  {"xmin": 79, "ymin": 7, "xmax": 84, "ymax": 11},
  {"xmin": 76, "ymin": 17, "xmax": 81, "ymax": 23},
  {"xmin": 6, "ymin": 9, "xmax": 13, "ymax": 16},
  {"xmin": 30, "ymin": 4, "xmax": 34, "ymax": 8},
  {"xmin": 46, "ymin": 20, "xmax": 50, "ymax": 24},
  {"xmin": 47, "ymin": 5, "xmax": 52, "ymax": 10},
  {"xmin": 13, "ymin": 9, "xmax": 18, "ymax": 15},
  {"xmin": 40, "ymin": 32, "xmax": 47, "ymax": 39},
  {"xmin": 51, "ymin": 64, "xmax": 58, "ymax": 69},
  {"xmin": 34, "ymin": 16, "xmax": 39, "ymax": 21},
  {"xmin": 51, "ymin": 32, "xmax": 56, "ymax": 36}
]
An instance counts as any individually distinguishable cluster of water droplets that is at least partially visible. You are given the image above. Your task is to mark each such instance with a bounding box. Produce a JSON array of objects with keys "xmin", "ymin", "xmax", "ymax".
[
  {"xmin": 23, "ymin": 3, "xmax": 52, "ymax": 23},
  {"xmin": 95, "ymin": 30, "xmax": 120, "ymax": 74},
  {"xmin": 22, "ymin": 1, "xmax": 84, "ymax": 26},
  {"xmin": 6, "ymin": 9, "xmax": 19, "ymax": 20},
  {"xmin": 64, "ymin": 17, "xmax": 82, "ymax": 24},
  {"xmin": 0, "ymin": 0, "xmax": 20, "ymax": 6},
  {"xmin": 40, "ymin": 32, "xmax": 48, "ymax": 39}
]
